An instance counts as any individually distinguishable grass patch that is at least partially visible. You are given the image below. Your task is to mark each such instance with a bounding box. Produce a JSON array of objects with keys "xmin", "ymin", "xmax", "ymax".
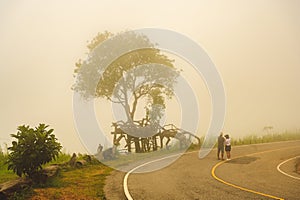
[
  {"xmin": 31, "ymin": 163, "xmax": 112, "ymax": 200},
  {"xmin": 232, "ymin": 131, "xmax": 300, "ymax": 146},
  {"xmin": 103, "ymin": 131, "xmax": 300, "ymax": 168},
  {"xmin": 0, "ymin": 153, "xmax": 71, "ymax": 184},
  {"xmin": 47, "ymin": 153, "xmax": 71, "ymax": 166},
  {"xmin": 1, "ymin": 131, "xmax": 299, "ymax": 199},
  {"xmin": 7, "ymin": 186, "xmax": 35, "ymax": 200},
  {"xmin": 0, "ymin": 154, "xmax": 18, "ymax": 183}
]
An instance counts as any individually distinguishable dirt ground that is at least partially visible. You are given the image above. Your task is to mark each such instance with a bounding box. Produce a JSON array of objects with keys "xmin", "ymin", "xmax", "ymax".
[
  {"xmin": 104, "ymin": 170, "xmax": 126, "ymax": 200},
  {"xmin": 104, "ymin": 140, "xmax": 300, "ymax": 200}
]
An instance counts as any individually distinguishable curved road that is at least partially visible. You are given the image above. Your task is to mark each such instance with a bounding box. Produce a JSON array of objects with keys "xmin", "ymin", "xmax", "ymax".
[{"xmin": 104, "ymin": 140, "xmax": 300, "ymax": 200}]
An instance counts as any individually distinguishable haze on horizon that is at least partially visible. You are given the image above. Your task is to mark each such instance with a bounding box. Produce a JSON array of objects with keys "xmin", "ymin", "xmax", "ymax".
[{"xmin": 0, "ymin": 0, "xmax": 299, "ymax": 153}]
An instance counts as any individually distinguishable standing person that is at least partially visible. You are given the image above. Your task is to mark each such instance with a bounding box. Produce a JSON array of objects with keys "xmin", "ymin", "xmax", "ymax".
[
  {"xmin": 224, "ymin": 134, "xmax": 231, "ymax": 160},
  {"xmin": 217, "ymin": 132, "xmax": 225, "ymax": 160}
]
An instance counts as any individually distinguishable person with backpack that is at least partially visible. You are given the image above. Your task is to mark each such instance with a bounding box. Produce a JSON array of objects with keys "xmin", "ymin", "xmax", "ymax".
[{"xmin": 217, "ymin": 132, "xmax": 225, "ymax": 160}]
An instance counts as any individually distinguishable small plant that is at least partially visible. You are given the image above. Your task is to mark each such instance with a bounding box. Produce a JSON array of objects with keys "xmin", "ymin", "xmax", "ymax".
[
  {"xmin": 7, "ymin": 124, "xmax": 62, "ymax": 181},
  {"xmin": 9, "ymin": 186, "xmax": 35, "ymax": 200}
]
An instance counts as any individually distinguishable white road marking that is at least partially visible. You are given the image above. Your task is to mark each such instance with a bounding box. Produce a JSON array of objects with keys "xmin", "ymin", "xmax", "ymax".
[
  {"xmin": 212, "ymin": 146, "xmax": 300, "ymax": 200},
  {"xmin": 123, "ymin": 151, "xmax": 197, "ymax": 200},
  {"xmin": 123, "ymin": 140, "xmax": 300, "ymax": 199},
  {"xmin": 277, "ymin": 155, "xmax": 300, "ymax": 180}
]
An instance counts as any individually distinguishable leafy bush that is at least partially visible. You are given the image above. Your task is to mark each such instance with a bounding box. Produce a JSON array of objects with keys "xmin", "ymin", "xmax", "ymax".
[{"xmin": 7, "ymin": 124, "xmax": 62, "ymax": 180}]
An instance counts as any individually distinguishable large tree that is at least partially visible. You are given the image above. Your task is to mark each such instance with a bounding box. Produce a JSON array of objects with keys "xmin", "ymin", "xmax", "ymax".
[{"xmin": 73, "ymin": 31, "xmax": 179, "ymax": 152}]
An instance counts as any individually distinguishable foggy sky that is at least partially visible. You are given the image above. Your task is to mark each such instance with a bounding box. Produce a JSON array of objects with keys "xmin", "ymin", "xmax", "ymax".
[{"xmin": 0, "ymin": 0, "xmax": 299, "ymax": 153}]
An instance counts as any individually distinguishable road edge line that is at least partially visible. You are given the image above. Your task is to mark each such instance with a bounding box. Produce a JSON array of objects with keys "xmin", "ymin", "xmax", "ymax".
[
  {"xmin": 276, "ymin": 156, "xmax": 300, "ymax": 180},
  {"xmin": 123, "ymin": 151, "xmax": 198, "ymax": 200},
  {"xmin": 124, "ymin": 141, "xmax": 300, "ymax": 200},
  {"xmin": 211, "ymin": 147, "xmax": 300, "ymax": 200}
]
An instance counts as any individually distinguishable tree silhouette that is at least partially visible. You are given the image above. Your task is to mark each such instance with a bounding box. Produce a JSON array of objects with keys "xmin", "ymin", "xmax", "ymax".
[{"xmin": 73, "ymin": 31, "xmax": 180, "ymax": 152}]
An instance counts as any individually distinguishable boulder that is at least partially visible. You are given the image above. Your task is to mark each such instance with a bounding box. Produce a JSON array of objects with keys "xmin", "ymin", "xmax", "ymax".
[
  {"xmin": 42, "ymin": 165, "xmax": 60, "ymax": 178},
  {"xmin": 75, "ymin": 160, "xmax": 87, "ymax": 168},
  {"xmin": 0, "ymin": 178, "xmax": 32, "ymax": 198}
]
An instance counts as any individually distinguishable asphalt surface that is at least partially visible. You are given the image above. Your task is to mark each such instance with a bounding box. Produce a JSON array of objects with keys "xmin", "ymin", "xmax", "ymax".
[{"xmin": 104, "ymin": 140, "xmax": 300, "ymax": 200}]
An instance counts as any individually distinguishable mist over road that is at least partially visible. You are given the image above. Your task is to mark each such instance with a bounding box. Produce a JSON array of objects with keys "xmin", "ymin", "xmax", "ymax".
[{"xmin": 105, "ymin": 140, "xmax": 300, "ymax": 199}]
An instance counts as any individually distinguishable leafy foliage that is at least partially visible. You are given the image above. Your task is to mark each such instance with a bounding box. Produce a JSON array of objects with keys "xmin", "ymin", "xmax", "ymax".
[
  {"xmin": 73, "ymin": 31, "xmax": 180, "ymax": 121},
  {"xmin": 7, "ymin": 124, "xmax": 62, "ymax": 179}
]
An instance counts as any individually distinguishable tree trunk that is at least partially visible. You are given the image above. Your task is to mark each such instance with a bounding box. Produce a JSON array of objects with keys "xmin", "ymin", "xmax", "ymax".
[
  {"xmin": 127, "ymin": 135, "xmax": 132, "ymax": 152},
  {"xmin": 130, "ymin": 94, "xmax": 139, "ymax": 120},
  {"xmin": 134, "ymin": 137, "xmax": 141, "ymax": 153}
]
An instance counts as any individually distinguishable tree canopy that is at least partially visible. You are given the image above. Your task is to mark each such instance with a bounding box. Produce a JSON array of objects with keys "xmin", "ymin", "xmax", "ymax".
[{"xmin": 73, "ymin": 31, "xmax": 180, "ymax": 123}]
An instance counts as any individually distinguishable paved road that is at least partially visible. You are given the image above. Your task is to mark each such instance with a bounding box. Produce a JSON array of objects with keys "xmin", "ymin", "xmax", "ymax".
[{"xmin": 104, "ymin": 140, "xmax": 300, "ymax": 200}]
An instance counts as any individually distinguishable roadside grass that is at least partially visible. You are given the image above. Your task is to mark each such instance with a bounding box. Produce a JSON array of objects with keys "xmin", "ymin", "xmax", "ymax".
[
  {"xmin": 0, "ymin": 153, "xmax": 72, "ymax": 184},
  {"xmin": 1, "ymin": 152, "xmax": 112, "ymax": 200},
  {"xmin": 0, "ymin": 153, "xmax": 18, "ymax": 183},
  {"xmin": 232, "ymin": 131, "xmax": 300, "ymax": 146},
  {"xmin": 30, "ymin": 163, "xmax": 112, "ymax": 200},
  {"xmin": 7, "ymin": 186, "xmax": 35, "ymax": 200},
  {"xmin": 189, "ymin": 131, "xmax": 300, "ymax": 150},
  {"xmin": 1, "ymin": 131, "xmax": 299, "ymax": 199},
  {"xmin": 105, "ymin": 131, "xmax": 300, "ymax": 167},
  {"xmin": 47, "ymin": 153, "xmax": 71, "ymax": 166}
]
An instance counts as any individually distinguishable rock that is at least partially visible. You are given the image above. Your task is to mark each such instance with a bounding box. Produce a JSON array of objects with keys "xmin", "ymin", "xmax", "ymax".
[
  {"xmin": 94, "ymin": 146, "xmax": 117, "ymax": 161},
  {"xmin": 0, "ymin": 178, "xmax": 32, "ymax": 198},
  {"xmin": 95, "ymin": 152, "xmax": 104, "ymax": 161},
  {"xmin": 68, "ymin": 153, "xmax": 77, "ymax": 167},
  {"xmin": 82, "ymin": 155, "xmax": 92, "ymax": 163},
  {"xmin": 75, "ymin": 160, "xmax": 86, "ymax": 168},
  {"xmin": 42, "ymin": 165, "xmax": 60, "ymax": 178}
]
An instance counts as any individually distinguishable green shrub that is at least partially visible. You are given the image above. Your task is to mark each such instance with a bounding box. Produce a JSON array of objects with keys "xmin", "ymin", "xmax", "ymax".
[{"xmin": 7, "ymin": 124, "xmax": 62, "ymax": 180}]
